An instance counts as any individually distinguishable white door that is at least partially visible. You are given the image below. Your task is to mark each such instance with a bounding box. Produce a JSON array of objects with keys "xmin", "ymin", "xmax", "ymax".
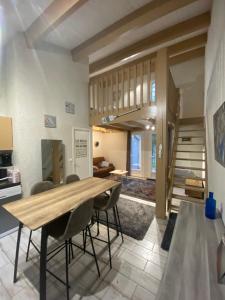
[{"xmin": 72, "ymin": 128, "xmax": 92, "ymax": 179}]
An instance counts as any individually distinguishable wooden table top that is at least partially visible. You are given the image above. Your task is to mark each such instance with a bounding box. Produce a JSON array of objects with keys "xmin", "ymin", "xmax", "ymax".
[{"xmin": 2, "ymin": 177, "xmax": 119, "ymax": 231}]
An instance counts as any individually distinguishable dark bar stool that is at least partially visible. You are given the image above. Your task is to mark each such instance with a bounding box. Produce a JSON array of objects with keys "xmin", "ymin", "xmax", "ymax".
[
  {"xmin": 45, "ymin": 199, "xmax": 100, "ymax": 300},
  {"xmin": 92, "ymin": 183, "xmax": 123, "ymax": 268},
  {"xmin": 65, "ymin": 174, "xmax": 82, "ymax": 259},
  {"xmin": 26, "ymin": 181, "xmax": 54, "ymax": 261}
]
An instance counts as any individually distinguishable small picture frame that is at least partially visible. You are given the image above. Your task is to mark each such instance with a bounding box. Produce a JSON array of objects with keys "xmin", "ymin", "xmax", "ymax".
[
  {"xmin": 44, "ymin": 115, "xmax": 57, "ymax": 128},
  {"xmin": 65, "ymin": 102, "xmax": 75, "ymax": 114}
]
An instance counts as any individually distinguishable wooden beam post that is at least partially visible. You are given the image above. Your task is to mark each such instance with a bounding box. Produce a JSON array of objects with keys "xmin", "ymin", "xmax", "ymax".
[{"xmin": 155, "ymin": 48, "xmax": 169, "ymax": 219}]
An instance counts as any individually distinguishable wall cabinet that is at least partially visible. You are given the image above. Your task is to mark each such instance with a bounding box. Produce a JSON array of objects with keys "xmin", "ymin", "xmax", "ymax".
[{"xmin": 0, "ymin": 117, "xmax": 13, "ymax": 150}]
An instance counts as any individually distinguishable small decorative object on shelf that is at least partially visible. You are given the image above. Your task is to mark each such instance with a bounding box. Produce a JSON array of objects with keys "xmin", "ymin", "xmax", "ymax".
[{"xmin": 205, "ymin": 192, "xmax": 216, "ymax": 219}]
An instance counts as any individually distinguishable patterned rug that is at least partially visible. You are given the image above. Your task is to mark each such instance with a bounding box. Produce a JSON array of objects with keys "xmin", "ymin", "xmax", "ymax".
[
  {"xmin": 99, "ymin": 197, "xmax": 155, "ymax": 240},
  {"xmin": 120, "ymin": 177, "xmax": 156, "ymax": 202}
]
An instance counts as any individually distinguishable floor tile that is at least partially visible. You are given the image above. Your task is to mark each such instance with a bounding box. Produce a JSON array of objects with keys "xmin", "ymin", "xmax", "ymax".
[
  {"xmin": 144, "ymin": 261, "xmax": 163, "ymax": 280},
  {"xmin": 104, "ymin": 268, "xmax": 137, "ymax": 298},
  {"xmin": 119, "ymin": 249, "xmax": 147, "ymax": 270},
  {"xmin": 132, "ymin": 285, "xmax": 156, "ymax": 300}
]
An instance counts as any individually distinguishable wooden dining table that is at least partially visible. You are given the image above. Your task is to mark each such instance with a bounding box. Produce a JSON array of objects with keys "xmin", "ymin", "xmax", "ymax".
[{"xmin": 2, "ymin": 177, "xmax": 119, "ymax": 300}]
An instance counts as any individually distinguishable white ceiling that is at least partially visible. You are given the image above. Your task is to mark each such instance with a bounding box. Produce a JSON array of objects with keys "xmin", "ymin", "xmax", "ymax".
[
  {"xmin": 0, "ymin": 0, "xmax": 211, "ymax": 66},
  {"xmin": 44, "ymin": 0, "xmax": 152, "ymax": 50},
  {"xmin": 89, "ymin": 0, "xmax": 211, "ymax": 63},
  {"xmin": 0, "ymin": 0, "xmax": 54, "ymax": 46}
]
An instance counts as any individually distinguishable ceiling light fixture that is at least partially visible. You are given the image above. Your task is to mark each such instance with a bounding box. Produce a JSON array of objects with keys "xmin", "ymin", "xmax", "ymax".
[
  {"xmin": 151, "ymin": 125, "xmax": 156, "ymax": 131},
  {"xmin": 145, "ymin": 124, "xmax": 151, "ymax": 130}
]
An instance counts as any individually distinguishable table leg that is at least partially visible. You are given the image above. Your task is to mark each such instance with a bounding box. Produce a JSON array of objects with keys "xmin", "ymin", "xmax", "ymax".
[
  {"xmin": 40, "ymin": 226, "xmax": 48, "ymax": 300},
  {"xmin": 13, "ymin": 222, "xmax": 23, "ymax": 283}
]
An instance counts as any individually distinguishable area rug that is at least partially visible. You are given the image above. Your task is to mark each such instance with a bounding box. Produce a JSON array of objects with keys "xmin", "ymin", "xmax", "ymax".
[
  {"xmin": 98, "ymin": 197, "xmax": 155, "ymax": 240},
  {"xmin": 161, "ymin": 212, "xmax": 177, "ymax": 251},
  {"xmin": 121, "ymin": 177, "xmax": 156, "ymax": 202}
]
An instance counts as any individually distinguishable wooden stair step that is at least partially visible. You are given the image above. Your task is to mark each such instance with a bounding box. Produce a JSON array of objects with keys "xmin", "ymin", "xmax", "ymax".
[
  {"xmin": 177, "ymin": 136, "xmax": 205, "ymax": 138},
  {"xmin": 170, "ymin": 204, "xmax": 179, "ymax": 212},
  {"xmin": 177, "ymin": 143, "xmax": 205, "ymax": 146},
  {"xmin": 174, "ymin": 166, "xmax": 205, "ymax": 171},
  {"xmin": 179, "ymin": 117, "xmax": 204, "ymax": 125},
  {"xmin": 172, "ymin": 193, "xmax": 205, "ymax": 204},
  {"xmin": 174, "ymin": 176, "xmax": 206, "ymax": 181},
  {"xmin": 175, "ymin": 158, "xmax": 205, "ymax": 162},
  {"xmin": 178, "ymin": 129, "xmax": 205, "ymax": 132},
  {"xmin": 175, "ymin": 150, "xmax": 205, "ymax": 153},
  {"xmin": 173, "ymin": 183, "xmax": 205, "ymax": 192}
]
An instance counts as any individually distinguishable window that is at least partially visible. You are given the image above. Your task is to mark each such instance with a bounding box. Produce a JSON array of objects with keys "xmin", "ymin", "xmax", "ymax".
[
  {"xmin": 131, "ymin": 134, "xmax": 141, "ymax": 170},
  {"xmin": 152, "ymin": 133, "xmax": 156, "ymax": 172},
  {"xmin": 151, "ymin": 80, "xmax": 156, "ymax": 102}
]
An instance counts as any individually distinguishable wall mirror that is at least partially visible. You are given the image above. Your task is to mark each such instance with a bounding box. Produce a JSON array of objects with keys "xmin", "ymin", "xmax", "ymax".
[{"xmin": 41, "ymin": 139, "xmax": 65, "ymax": 184}]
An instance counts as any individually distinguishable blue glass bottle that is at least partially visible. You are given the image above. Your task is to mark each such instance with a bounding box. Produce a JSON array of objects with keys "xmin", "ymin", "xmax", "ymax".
[{"xmin": 205, "ymin": 192, "xmax": 216, "ymax": 219}]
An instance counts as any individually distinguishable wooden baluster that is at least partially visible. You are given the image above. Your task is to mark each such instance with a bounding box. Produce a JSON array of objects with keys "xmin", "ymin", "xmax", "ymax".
[
  {"xmin": 116, "ymin": 71, "xmax": 119, "ymax": 112},
  {"xmin": 97, "ymin": 78, "xmax": 100, "ymax": 115},
  {"xmin": 140, "ymin": 62, "xmax": 144, "ymax": 107},
  {"xmin": 121, "ymin": 70, "xmax": 124, "ymax": 110},
  {"xmin": 110, "ymin": 73, "xmax": 113, "ymax": 113},
  {"xmin": 147, "ymin": 60, "xmax": 151, "ymax": 106},
  {"xmin": 134, "ymin": 64, "xmax": 137, "ymax": 107},
  {"xmin": 105, "ymin": 75, "xmax": 108, "ymax": 114},
  {"xmin": 128, "ymin": 67, "xmax": 130, "ymax": 108}
]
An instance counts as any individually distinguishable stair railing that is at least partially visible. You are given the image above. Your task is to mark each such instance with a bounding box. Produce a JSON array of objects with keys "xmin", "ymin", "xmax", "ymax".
[{"xmin": 167, "ymin": 99, "xmax": 180, "ymax": 211}]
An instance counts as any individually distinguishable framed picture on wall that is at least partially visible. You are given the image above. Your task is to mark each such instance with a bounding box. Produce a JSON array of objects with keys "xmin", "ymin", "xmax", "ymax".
[
  {"xmin": 44, "ymin": 115, "xmax": 57, "ymax": 128},
  {"xmin": 213, "ymin": 102, "xmax": 225, "ymax": 167}
]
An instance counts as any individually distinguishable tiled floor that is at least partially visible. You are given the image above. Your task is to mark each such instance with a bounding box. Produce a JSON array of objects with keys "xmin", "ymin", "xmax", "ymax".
[{"xmin": 0, "ymin": 199, "xmax": 168, "ymax": 300}]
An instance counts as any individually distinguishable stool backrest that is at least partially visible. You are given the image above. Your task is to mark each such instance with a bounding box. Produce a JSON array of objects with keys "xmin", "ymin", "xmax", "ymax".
[
  {"xmin": 106, "ymin": 183, "xmax": 121, "ymax": 210},
  {"xmin": 31, "ymin": 181, "xmax": 54, "ymax": 195},
  {"xmin": 62, "ymin": 199, "xmax": 93, "ymax": 240},
  {"xmin": 66, "ymin": 174, "xmax": 80, "ymax": 184}
]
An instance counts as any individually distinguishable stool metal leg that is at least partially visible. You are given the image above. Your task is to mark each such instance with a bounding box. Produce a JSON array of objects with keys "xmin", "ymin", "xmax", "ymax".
[
  {"xmin": 115, "ymin": 204, "xmax": 124, "ymax": 242},
  {"xmin": 40, "ymin": 226, "xmax": 48, "ymax": 300},
  {"xmin": 105, "ymin": 211, "xmax": 112, "ymax": 269},
  {"xmin": 87, "ymin": 225, "xmax": 100, "ymax": 277},
  {"xmin": 65, "ymin": 240, "xmax": 70, "ymax": 300},
  {"xmin": 26, "ymin": 230, "xmax": 32, "ymax": 262},
  {"xmin": 14, "ymin": 222, "xmax": 23, "ymax": 283},
  {"xmin": 83, "ymin": 227, "xmax": 88, "ymax": 253},
  {"xmin": 96, "ymin": 211, "xmax": 100, "ymax": 236},
  {"xmin": 113, "ymin": 207, "xmax": 119, "ymax": 236}
]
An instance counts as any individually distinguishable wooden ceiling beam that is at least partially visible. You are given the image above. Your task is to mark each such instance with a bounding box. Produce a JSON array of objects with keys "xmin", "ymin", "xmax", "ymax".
[
  {"xmin": 89, "ymin": 12, "xmax": 210, "ymax": 74},
  {"xmin": 25, "ymin": 0, "xmax": 88, "ymax": 47},
  {"xmin": 90, "ymin": 33, "xmax": 207, "ymax": 77},
  {"xmin": 169, "ymin": 47, "xmax": 205, "ymax": 65},
  {"xmin": 72, "ymin": 0, "xmax": 197, "ymax": 60},
  {"xmin": 168, "ymin": 32, "xmax": 207, "ymax": 56}
]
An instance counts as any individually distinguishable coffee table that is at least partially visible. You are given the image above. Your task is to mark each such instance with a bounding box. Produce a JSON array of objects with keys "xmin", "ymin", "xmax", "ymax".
[{"xmin": 110, "ymin": 170, "xmax": 128, "ymax": 181}]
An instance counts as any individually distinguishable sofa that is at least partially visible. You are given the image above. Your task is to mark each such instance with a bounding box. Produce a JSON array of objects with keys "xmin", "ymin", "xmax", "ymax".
[{"xmin": 93, "ymin": 157, "xmax": 115, "ymax": 178}]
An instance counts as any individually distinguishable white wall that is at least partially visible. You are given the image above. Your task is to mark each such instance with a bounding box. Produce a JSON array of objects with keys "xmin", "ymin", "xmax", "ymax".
[
  {"xmin": 205, "ymin": 0, "xmax": 225, "ymax": 222},
  {"xmin": 93, "ymin": 131, "xmax": 105, "ymax": 158},
  {"xmin": 4, "ymin": 34, "xmax": 89, "ymax": 195},
  {"xmin": 92, "ymin": 130, "xmax": 127, "ymax": 170},
  {"xmin": 170, "ymin": 57, "xmax": 205, "ymax": 118}
]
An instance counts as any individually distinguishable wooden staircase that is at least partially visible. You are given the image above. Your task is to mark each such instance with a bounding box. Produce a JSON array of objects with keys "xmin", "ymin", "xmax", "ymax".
[{"xmin": 168, "ymin": 117, "xmax": 208, "ymax": 211}]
